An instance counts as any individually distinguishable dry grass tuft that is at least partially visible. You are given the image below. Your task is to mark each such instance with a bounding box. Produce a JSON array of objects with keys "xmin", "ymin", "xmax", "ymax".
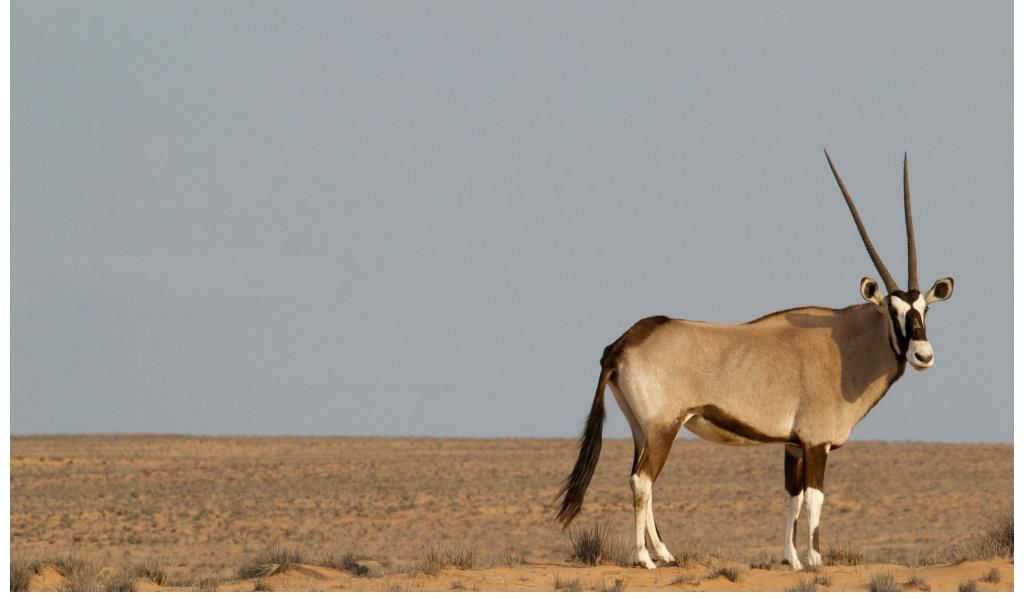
[
  {"xmin": 553, "ymin": 574, "xmax": 583, "ymax": 592},
  {"xmin": 11, "ymin": 560, "xmax": 35, "ymax": 592},
  {"xmin": 239, "ymin": 544, "xmax": 307, "ymax": 579},
  {"xmin": 130, "ymin": 559, "xmax": 167, "ymax": 585},
  {"xmin": 418, "ymin": 543, "xmax": 477, "ymax": 576},
  {"xmin": 568, "ymin": 524, "xmax": 609, "ymax": 565},
  {"xmin": 958, "ymin": 579, "xmax": 978, "ymax": 592},
  {"xmin": 973, "ymin": 513, "xmax": 1013, "ymax": 558},
  {"xmin": 669, "ymin": 573, "xmax": 701, "ymax": 587},
  {"xmin": 705, "ymin": 563, "xmax": 742, "ymax": 583},
  {"xmin": 824, "ymin": 542, "xmax": 864, "ymax": 566},
  {"xmin": 785, "ymin": 577, "xmax": 816, "ymax": 592},
  {"xmin": 103, "ymin": 571, "xmax": 137, "ymax": 592},
  {"xmin": 867, "ymin": 571, "xmax": 901, "ymax": 592},
  {"xmin": 193, "ymin": 576, "xmax": 220, "ymax": 591},
  {"xmin": 498, "ymin": 547, "xmax": 525, "ymax": 567},
  {"xmin": 253, "ymin": 579, "xmax": 273, "ymax": 592},
  {"xmin": 905, "ymin": 574, "xmax": 931, "ymax": 591},
  {"xmin": 749, "ymin": 550, "xmax": 776, "ymax": 570},
  {"xmin": 600, "ymin": 576, "xmax": 627, "ymax": 592},
  {"xmin": 814, "ymin": 572, "xmax": 833, "ymax": 587},
  {"xmin": 981, "ymin": 567, "xmax": 1001, "ymax": 583},
  {"xmin": 322, "ymin": 552, "xmax": 370, "ymax": 577},
  {"xmin": 48, "ymin": 554, "xmax": 100, "ymax": 592},
  {"xmin": 673, "ymin": 540, "xmax": 707, "ymax": 567}
]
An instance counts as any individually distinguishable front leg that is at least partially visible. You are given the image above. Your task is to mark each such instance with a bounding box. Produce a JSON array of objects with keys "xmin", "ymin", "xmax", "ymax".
[
  {"xmin": 803, "ymin": 443, "xmax": 830, "ymax": 568},
  {"xmin": 782, "ymin": 445, "xmax": 804, "ymax": 570}
]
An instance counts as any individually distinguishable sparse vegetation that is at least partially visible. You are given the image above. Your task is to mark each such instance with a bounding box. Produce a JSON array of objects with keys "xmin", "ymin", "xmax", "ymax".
[
  {"xmin": 673, "ymin": 541, "xmax": 707, "ymax": 567},
  {"xmin": 600, "ymin": 577, "xmax": 627, "ymax": 592},
  {"xmin": 669, "ymin": 573, "xmax": 700, "ymax": 587},
  {"xmin": 48, "ymin": 554, "xmax": 100, "ymax": 592},
  {"xmin": 824, "ymin": 542, "xmax": 864, "ymax": 566},
  {"xmin": 193, "ymin": 576, "xmax": 220, "ymax": 592},
  {"xmin": 958, "ymin": 579, "xmax": 978, "ymax": 592},
  {"xmin": 239, "ymin": 544, "xmax": 307, "ymax": 579},
  {"xmin": 705, "ymin": 563, "xmax": 742, "ymax": 583},
  {"xmin": 11, "ymin": 560, "xmax": 34, "ymax": 592},
  {"xmin": 419, "ymin": 543, "xmax": 477, "ymax": 576},
  {"xmin": 814, "ymin": 572, "xmax": 833, "ymax": 587},
  {"xmin": 103, "ymin": 571, "xmax": 137, "ymax": 592},
  {"xmin": 323, "ymin": 552, "xmax": 370, "ymax": 577},
  {"xmin": 749, "ymin": 550, "xmax": 775, "ymax": 570},
  {"xmin": 785, "ymin": 577, "xmax": 816, "ymax": 592},
  {"xmin": 568, "ymin": 524, "xmax": 608, "ymax": 565},
  {"xmin": 905, "ymin": 574, "xmax": 931, "ymax": 591},
  {"xmin": 499, "ymin": 547, "xmax": 525, "ymax": 567},
  {"xmin": 130, "ymin": 559, "xmax": 167, "ymax": 585},
  {"xmin": 973, "ymin": 513, "xmax": 1013, "ymax": 558},
  {"xmin": 253, "ymin": 579, "xmax": 273, "ymax": 591},
  {"xmin": 867, "ymin": 571, "xmax": 901, "ymax": 592},
  {"xmin": 553, "ymin": 574, "xmax": 583, "ymax": 592},
  {"xmin": 982, "ymin": 567, "xmax": 1001, "ymax": 583}
]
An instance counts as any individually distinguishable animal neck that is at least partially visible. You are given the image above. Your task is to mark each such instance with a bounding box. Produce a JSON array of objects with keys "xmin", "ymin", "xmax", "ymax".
[{"xmin": 840, "ymin": 303, "xmax": 906, "ymax": 416}]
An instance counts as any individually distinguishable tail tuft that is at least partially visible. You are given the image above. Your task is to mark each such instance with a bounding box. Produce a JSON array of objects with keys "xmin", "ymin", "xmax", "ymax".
[{"xmin": 554, "ymin": 367, "xmax": 610, "ymax": 527}]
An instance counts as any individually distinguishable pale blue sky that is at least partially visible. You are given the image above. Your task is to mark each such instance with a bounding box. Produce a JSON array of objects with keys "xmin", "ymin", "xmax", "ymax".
[{"xmin": 12, "ymin": 1, "xmax": 1011, "ymax": 441}]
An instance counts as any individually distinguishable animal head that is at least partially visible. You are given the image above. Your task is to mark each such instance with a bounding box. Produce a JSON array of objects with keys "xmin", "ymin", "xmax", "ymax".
[{"xmin": 825, "ymin": 150, "xmax": 955, "ymax": 371}]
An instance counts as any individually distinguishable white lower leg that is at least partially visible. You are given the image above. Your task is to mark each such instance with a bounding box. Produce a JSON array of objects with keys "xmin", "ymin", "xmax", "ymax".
[
  {"xmin": 645, "ymin": 491, "xmax": 674, "ymax": 563},
  {"xmin": 805, "ymin": 487, "xmax": 824, "ymax": 567},
  {"xmin": 783, "ymin": 491, "xmax": 804, "ymax": 570},
  {"xmin": 630, "ymin": 473, "xmax": 655, "ymax": 569}
]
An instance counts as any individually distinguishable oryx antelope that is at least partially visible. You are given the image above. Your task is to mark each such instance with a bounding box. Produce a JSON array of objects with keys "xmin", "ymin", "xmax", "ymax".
[{"xmin": 555, "ymin": 151, "xmax": 954, "ymax": 570}]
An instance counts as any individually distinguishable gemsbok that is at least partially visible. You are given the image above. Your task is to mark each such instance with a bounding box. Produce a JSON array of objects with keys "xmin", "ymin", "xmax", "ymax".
[{"xmin": 555, "ymin": 151, "xmax": 954, "ymax": 570}]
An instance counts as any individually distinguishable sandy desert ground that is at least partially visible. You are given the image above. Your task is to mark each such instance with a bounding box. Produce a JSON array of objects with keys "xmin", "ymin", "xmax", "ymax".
[{"xmin": 9, "ymin": 435, "xmax": 1013, "ymax": 592}]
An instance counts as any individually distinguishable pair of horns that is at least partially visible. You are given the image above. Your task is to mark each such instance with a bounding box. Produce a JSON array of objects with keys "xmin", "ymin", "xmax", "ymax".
[{"xmin": 824, "ymin": 150, "xmax": 919, "ymax": 293}]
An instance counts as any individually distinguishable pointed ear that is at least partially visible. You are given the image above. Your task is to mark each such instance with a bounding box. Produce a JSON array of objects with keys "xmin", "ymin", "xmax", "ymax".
[
  {"xmin": 860, "ymin": 277, "xmax": 883, "ymax": 305},
  {"xmin": 925, "ymin": 277, "xmax": 954, "ymax": 303}
]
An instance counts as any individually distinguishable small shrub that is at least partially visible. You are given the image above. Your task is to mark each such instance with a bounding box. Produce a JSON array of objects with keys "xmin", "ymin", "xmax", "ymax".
[
  {"xmin": 958, "ymin": 580, "xmax": 978, "ymax": 592},
  {"xmin": 499, "ymin": 547, "xmax": 525, "ymax": 567},
  {"xmin": 786, "ymin": 577, "xmax": 816, "ymax": 592},
  {"xmin": 553, "ymin": 575, "xmax": 583, "ymax": 592},
  {"xmin": 194, "ymin": 576, "xmax": 220, "ymax": 592},
  {"xmin": 569, "ymin": 524, "xmax": 608, "ymax": 565},
  {"xmin": 239, "ymin": 544, "xmax": 307, "ymax": 579},
  {"xmin": 824, "ymin": 542, "xmax": 864, "ymax": 566},
  {"xmin": 750, "ymin": 550, "xmax": 775, "ymax": 570},
  {"xmin": 103, "ymin": 571, "xmax": 137, "ymax": 592},
  {"xmin": 11, "ymin": 560, "xmax": 35, "ymax": 592},
  {"xmin": 905, "ymin": 574, "xmax": 931, "ymax": 592},
  {"xmin": 982, "ymin": 567, "xmax": 1001, "ymax": 583},
  {"xmin": 130, "ymin": 559, "xmax": 167, "ymax": 585},
  {"xmin": 601, "ymin": 577, "xmax": 627, "ymax": 592},
  {"xmin": 253, "ymin": 579, "xmax": 273, "ymax": 592},
  {"xmin": 974, "ymin": 514, "xmax": 1013, "ymax": 558},
  {"xmin": 867, "ymin": 571, "xmax": 901, "ymax": 592},
  {"xmin": 673, "ymin": 541, "xmax": 706, "ymax": 567},
  {"xmin": 323, "ymin": 552, "xmax": 370, "ymax": 577},
  {"xmin": 670, "ymin": 573, "xmax": 700, "ymax": 587},
  {"xmin": 706, "ymin": 564, "xmax": 742, "ymax": 583},
  {"xmin": 51, "ymin": 555, "xmax": 100, "ymax": 592},
  {"xmin": 419, "ymin": 543, "xmax": 477, "ymax": 576}
]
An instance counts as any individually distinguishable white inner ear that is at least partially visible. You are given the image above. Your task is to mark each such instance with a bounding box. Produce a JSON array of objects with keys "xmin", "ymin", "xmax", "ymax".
[{"xmin": 890, "ymin": 296, "xmax": 910, "ymax": 335}]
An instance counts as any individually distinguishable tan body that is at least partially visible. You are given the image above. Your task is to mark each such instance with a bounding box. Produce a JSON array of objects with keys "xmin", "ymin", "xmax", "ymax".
[{"xmin": 613, "ymin": 305, "xmax": 903, "ymax": 455}]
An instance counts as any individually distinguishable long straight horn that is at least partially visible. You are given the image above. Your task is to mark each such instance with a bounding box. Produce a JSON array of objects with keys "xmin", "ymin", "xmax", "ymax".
[
  {"xmin": 903, "ymin": 153, "xmax": 919, "ymax": 290},
  {"xmin": 824, "ymin": 149, "xmax": 898, "ymax": 293}
]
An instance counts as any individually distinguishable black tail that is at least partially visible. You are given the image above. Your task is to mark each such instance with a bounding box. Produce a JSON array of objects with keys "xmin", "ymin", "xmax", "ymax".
[{"xmin": 555, "ymin": 366, "xmax": 611, "ymax": 528}]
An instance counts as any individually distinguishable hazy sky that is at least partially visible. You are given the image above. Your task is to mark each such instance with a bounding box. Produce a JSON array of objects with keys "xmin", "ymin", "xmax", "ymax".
[{"xmin": 12, "ymin": 1, "xmax": 1011, "ymax": 441}]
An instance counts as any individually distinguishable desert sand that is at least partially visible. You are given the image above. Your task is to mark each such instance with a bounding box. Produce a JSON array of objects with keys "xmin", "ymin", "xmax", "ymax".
[{"xmin": 10, "ymin": 435, "xmax": 1013, "ymax": 591}]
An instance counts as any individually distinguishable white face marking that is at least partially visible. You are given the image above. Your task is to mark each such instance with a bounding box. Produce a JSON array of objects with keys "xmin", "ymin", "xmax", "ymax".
[{"xmin": 889, "ymin": 295, "xmax": 911, "ymax": 336}]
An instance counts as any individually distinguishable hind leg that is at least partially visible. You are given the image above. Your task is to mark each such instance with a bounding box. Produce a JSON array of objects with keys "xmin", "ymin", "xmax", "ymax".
[
  {"xmin": 638, "ymin": 423, "xmax": 682, "ymax": 564},
  {"xmin": 612, "ymin": 385, "xmax": 657, "ymax": 569}
]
